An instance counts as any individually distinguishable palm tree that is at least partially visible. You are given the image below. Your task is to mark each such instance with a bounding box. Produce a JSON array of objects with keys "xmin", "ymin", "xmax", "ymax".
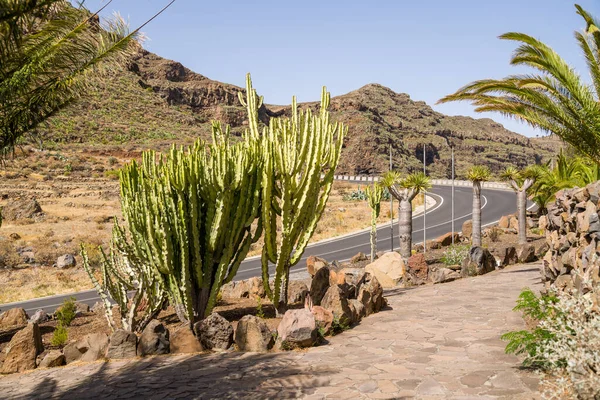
[
  {"xmin": 438, "ymin": 5, "xmax": 600, "ymax": 164},
  {"xmin": 365, "ymin": 183, "xmax": 384, "ymax": 262},
  {"xmin": 466, "ymin": 166, "xmax": 491, "ymax": 247},
  {"xmin": 501, "ymin": 165, "xmax": 543, "ymax": 245},
  {"xmin": 0, "ymin": 0, "xmax": 174, "ymax": 155},
  {"xmin": 381, "ymin": 171, "xmax": 431, "ymax": 261}
]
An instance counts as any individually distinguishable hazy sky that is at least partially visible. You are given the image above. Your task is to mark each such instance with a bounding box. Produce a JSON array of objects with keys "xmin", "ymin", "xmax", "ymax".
[{"xmin": 82, "ymin": 0, "xmax": 600, "ymax": 138}]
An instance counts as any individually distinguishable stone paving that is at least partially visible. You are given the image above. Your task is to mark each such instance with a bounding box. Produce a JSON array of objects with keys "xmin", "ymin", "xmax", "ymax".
[{"xmin": 0, "ymin": 264, "xmax": 542, "ymax": 399}]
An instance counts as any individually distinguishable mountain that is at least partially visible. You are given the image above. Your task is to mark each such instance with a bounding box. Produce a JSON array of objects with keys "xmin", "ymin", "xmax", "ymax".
[{"xmin": 42, "ymin": 49, "xmax": 559, "ymax": 178}]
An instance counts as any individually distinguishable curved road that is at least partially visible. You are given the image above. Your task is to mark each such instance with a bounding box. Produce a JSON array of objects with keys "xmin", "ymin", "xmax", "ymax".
[{"xmin": 0, "ymin": 185, "xmax": 518, "ymax": 314}]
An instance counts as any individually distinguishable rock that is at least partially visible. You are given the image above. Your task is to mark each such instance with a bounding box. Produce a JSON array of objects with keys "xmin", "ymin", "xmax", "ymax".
[
  {"xmin": 9, "ymin": 233, "xmax": 21, "ymax": 240},
  {"xmin": 234, "ymin": 315, "xmax": 274, "ymax": 352},
  {"xmin": 349, "ymin": 299, "xmax": 365, "ymax": 323},
  {"xmin": 64, "ymin": 333, "xmax": 109, "ymax": 364},
  {"xmin": 461, "ymin": 247, "xmax": 495, "ymax": 277},
  {"xmin": 137, "ymin": 320, "xmax": 170, "ymax": 356},
  {"xmin": 365, "ymin": 252, "xmax": 405, "ymax": 288},
  {"xmin": 536, "ymin": 242, "xmax": 550, "ymax": 259},
  {"xmin": 38, "ymin": 350, "xmax": 65, "ymax": 368},
  {"xmin": 306, "ymin": 256, "xmax": 328, "ymax": 276},
  {"xmin": 277, "ymin": 309, "xmax": 317, "ymax": 349},
  {"xmin": 1, "ymin": 323, "xmax": 43, "ymax": 373},
  {"xmin": 490, "ymin": 246, "xmax": 517, "ymax": 267},
  {"xmin": 0, "ymin": 308, "xmax": 28, "ymax": 329},
  {"xmin": 74, "ymin": 302, "xmax": 90, "ymax": 315},
  {"xmin": 336, "ymin": 268, "xmax": 366, "ymax": 286},
  {"xmin": 310, "ymin": 266, "xmax": 330, "ymax": 306},
  {"xmin": 462, "ymin": 220, "xmax": 473, "ymax": 239},
  {"xmin": 429, "ymin": 267, "xmax": 461, "ymax": 284},
  {"xmin": 356, "ymin": 274, "xmax": 386, "ymax": 316},
  {"xmin": 170, "ymin": 325, "xmax": 203, "ymax": 354},
  {"xmin": 248, "ymin": 277, "xmax": 266, "ymax": 299},
  {"xmin": 28, "ymin": 309, "xmax": 48, "ymax": 324},
  {"xmin": 18, "ymin": 247, "xmax": 35, "ymax": 264},
  {"xmin": 509, "ymin": 216, "xmax": 519, "ymax": 231},
  {"xmin": 425, "ymin": 240, "xmax": 441, "ymax": 250},
  {"xmin": 350, "ymin": 252, "xmax": 368, "ymax": 263},
  {"xmin": 311, "ymin": 306, "xmax": 333, "ymax": 336},
  {"xmin": 434, "ymin": 232, "xmax": 460, "ymax": 247},
  {"xmin": 407, "ymin": 253, "xmax": 428, "ymax": 283},
  {"xmin": 539, "ymin": 215, "xmax": 548, "ymax": 231},
  {"xmin": 321, "ymin": 285, "xmax": 353, "ymax": 325},
  {"xmin": 498, "ymin": 215, "xmax": 510, "ymax": 229},
  {"xmin": 287, "ymin": 281, "xmax": 309, "ymax": 304},
  {"xmin": 107, "ymin": 330, "xmax": 137, "ymax": 359},
  {"xmin": 221, "ymin": 280, "xmax": 250, "ymax": 299},
  {"xmin": 1, "ymin": 198, "xmax": 44, "ymax": 222},
  {"xmin": 194, "ymin": 313, "xmax": 233, "ymax": 351},
  {"xmin": 517, "ymin": 243, "xmax": 536, "ymax": 263},
  {"xmin": 91, "ymin": 302, "xmax": 104, "ymax": 313},
  {"xmin": 55, "ymin": 254, "xmax": 76, "ymax": 269}
]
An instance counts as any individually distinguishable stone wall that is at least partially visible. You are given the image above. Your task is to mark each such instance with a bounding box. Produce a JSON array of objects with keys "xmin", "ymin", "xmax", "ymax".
[{"xmin": 541, "ymin": 181, "xmax": 600, "ymax": 291}]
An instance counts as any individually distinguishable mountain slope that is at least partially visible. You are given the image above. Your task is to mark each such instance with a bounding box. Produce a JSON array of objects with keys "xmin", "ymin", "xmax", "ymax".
[{"xmin": 42, "ymin": 50, "xmax": 559, "ymax": 177}]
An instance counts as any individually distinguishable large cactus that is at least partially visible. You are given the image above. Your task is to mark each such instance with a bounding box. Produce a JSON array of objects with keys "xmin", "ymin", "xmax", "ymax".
[
  {"xmin": 80, "ymin": 224, "xmax": 166, "ymax": 333},
  {"xmin": 114, "ymin": 90, "xmax": 263, "ymax": 324},
  {"xmin": 242, "ymin": 74, "xmax": 346, "ymax": 314},
  {"xmin": 365, "ymin": 183, "xmax": 383, "ymax": 262}
]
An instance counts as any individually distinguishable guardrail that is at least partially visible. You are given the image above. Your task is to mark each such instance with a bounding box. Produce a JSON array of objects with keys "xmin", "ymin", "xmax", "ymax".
[{"xmin": 330, "ymin": 175, "xmax": 511, "ymax": 190}]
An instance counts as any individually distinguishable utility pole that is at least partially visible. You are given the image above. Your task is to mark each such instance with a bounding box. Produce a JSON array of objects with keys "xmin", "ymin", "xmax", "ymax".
[
  {"xmin": 423, "ymin": 143, "xmax": 427, "ymax": 254},
  {"xmin": 389, "ymin": 144, "xmax": 394, "ymax": 252},
  {"xmin": 451, "ymin": 144, "xmax": 455, "ymax": 246}
]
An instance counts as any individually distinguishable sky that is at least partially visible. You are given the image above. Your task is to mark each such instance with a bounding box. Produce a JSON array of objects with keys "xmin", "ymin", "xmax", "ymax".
[{"xmin": 81, "ymin": 0, "xmax": 600, "ymax": 138}]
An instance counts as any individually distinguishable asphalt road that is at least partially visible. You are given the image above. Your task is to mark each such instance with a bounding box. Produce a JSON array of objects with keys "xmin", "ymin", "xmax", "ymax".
[{"xmin": 1, "ymin": 185, "xmax": 518, "ymax": 314}]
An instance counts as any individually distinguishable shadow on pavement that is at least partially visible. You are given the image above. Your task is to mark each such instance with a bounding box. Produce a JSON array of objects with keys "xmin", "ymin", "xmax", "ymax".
[{"xmin": 13, "ymin": 351, "xmax": 334, "ymax": 400}]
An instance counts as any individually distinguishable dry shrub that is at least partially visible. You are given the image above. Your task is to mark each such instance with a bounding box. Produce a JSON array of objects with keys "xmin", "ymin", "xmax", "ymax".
[{"xmin": 0, "ymin": 239, "xmax": 23, "ymax": 268}]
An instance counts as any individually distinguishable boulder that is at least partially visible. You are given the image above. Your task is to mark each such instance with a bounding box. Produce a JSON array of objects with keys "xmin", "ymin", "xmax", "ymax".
[
  {"xmin": 517, "ymin": 243, "xmax": 536, "ymax": 263},
  {"xmin": 0, "ymin": 308, "xmax": 28, "ymax": 329},
  {"xmin": 74, "ymin": 302, "xmax": 90, "ymax": 315},
  {"xmin": 28, "ymin": 309, "xmax": 48, "ymax": 325},
  {"xmin": 461, "ymin": 247, "xmax": 496, "ymax": 277},
  {"xmin": 107, "ymin": 330, "xmax": 137, "ymax": 359},
  {"xmin": 64, "ymin": 333, "xmax": 109, "ymax": 364},
  {"xmin": 234, "ymin": 315, "xmax": 274, "ymax": 352},
  {"xmin": 221, "ymin": 280, "xmax": 250, "ymax": 299},
  {"xmin": 406, "ymin": 253, "xmax": 428, "ymax": 283},
  {"xmin": 336, "ymin": 268, "xmax": 366, "ymax": 286},
  {"xmin": 348, "ymin": 299, "xmax": 365, "ymax": 323},
  {"xmin": 356, "ymin": 274, "xmax": 386, "ymax": 316},
  {"xmin": 306, "ymin": 256, "xmax": 328, "ymax": 276},
  {"xmin": 490, "ymin": 246, "xmax": 518, "ymax": 267},
  {"xmin": 287, "ymin": 281, "xmax": 309, "ymax": 304},
  {"xmin": 539, "ymin": 215, "xmax": 548, "ymax": 231},
  {"xmin": 170, "ymin": 325, "xmax": 203, "ymax": 354},
  {"xmin": 311, "ymin": 306, "xmax": 333, "ymax": 336},
  {"xmin": 91, "ymin": 302, "xmax": 104, "ymax": 314},
  {"xmin": 320, "ymin": 285, "xmax": 353, "ymax": 325},
  {"xmin": 509, "ymin": 216, "xmax": 519, "ymax": 231},
  {"xmin": 248, "ymin": 277, "xmax": 266, "ymax": 299},
  {"xmin": 39, "ymin": 350, "xmax": 65, "ymax": 368},
  {"xmin": 55, "ymin": 254, "xmax": 76, "ymax": 269},
  {"xmin": 277, "ymin": 309, "xmax": 317, "ymax": 349},
  {"xmin": 309, "ymin": 266, "xmax": 330, "ymax": 306},
  {"xmin": 462, "ymin": 220, "xmax": 473, "ymax": 239},
  {"xmin": 1, "ymin": 323, "xmax": 43, "ymax": 373},
  {"xmin": 350, "ymin": 252, "xmax": 368, "ymax": 263},
  {"xmin": 137, "ymin": 320, "xmax": 170, "ymax": 356},
  {"xmin": 365, "ymin": 252, "xmax": 405, "ymax": 288},
  {"xmin": 536, "ymin": 242, "xmax": 550, "ymax": 259},
  {"xmin": 194, "ymin": 313, "xmax": 233, "ymax": 351},
  {"xmin": 498, "ymin": 215, "xmax": 510, "ymax": 229},
  {"xmin": 1, "ymin": 198, "xmax": 44, "ymax": 222},
  {"xmin": 425, "ymin": 240, "xmax": 441, "ymax": 250},
  {"xmin": 434, "ymin": 232, "xmax": 460, "ymax": 247},
  {"xmin": 429, "ymin": 267, "xmax": 461, "ymax": 284}
]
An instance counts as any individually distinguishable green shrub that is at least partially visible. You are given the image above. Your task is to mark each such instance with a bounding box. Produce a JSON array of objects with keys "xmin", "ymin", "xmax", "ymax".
[
  {"xmin": 51, "ymin": 323, "xmax": 68, "ymax": 347},
  {"xmin": 55, "ymin": 297, "xmax": 77, "ymax": 327},
  {"xmin": 501, "ymin": 288, "xmax": 559, "ymax": 368},
  {"xmin": 343, "ymin": 187, "xmax": 391, "ymax": 201},
  {"xmin": 256, "ymin": 297, "xmax": 265, "ymax": 319},
  {"xmin": 441, "ymin": 244, "xmax": 470, "ymax": 266},
  {"xmin": 103, "ymin": 169, "xmax": 120, "ymax": 180},
  {"xmin": 331, "ymin": 315, "xmax": 350, "ymax": 335}
]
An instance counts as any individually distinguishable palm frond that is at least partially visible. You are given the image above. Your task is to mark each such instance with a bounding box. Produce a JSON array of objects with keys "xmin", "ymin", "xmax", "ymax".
[{"xmin": 467, "ymin": 166, "xmax": 491, "ymax": 183}]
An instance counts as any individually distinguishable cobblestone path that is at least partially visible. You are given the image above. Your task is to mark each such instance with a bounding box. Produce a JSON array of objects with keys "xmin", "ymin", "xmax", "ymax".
[{"xmin": 0, "ymin": 264, "xmax": 542, "ymax": 399}]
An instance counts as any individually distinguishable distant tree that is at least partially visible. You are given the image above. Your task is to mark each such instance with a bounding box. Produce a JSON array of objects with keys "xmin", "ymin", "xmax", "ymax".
[
  {"xmin": 466, "ymin": 166, "xmax": 491, "ymax": 247},
  {"xmin": 501, "ymin": 166, "xmax": 543, "ymax": 244},
  {"xmin": 438, "ymin": 5, "xmax": 600, "ymax": 165},
  {"xmin": 365, "ymin": 183, "xmax": 384, "ymax": 262},
  {"xmin": 382, "ymin": 171, "xmax": 431, "ymax": 261}
]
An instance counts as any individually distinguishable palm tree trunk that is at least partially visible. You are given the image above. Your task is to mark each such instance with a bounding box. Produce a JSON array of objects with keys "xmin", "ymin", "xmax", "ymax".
[
  {"xmin": 517, "ymin": 189, "xmax": 527, "ymax": 245},
  {"xmin": 370, "ymin": 208, "xmax": 377, "ymax": 262},
  {"xmin": 398, "ymin": 198, "xmax": 412, "ymax": 261},
  {"xmin": 472, "ymin": 182, "xmax": 482, "ymax": 247}
]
